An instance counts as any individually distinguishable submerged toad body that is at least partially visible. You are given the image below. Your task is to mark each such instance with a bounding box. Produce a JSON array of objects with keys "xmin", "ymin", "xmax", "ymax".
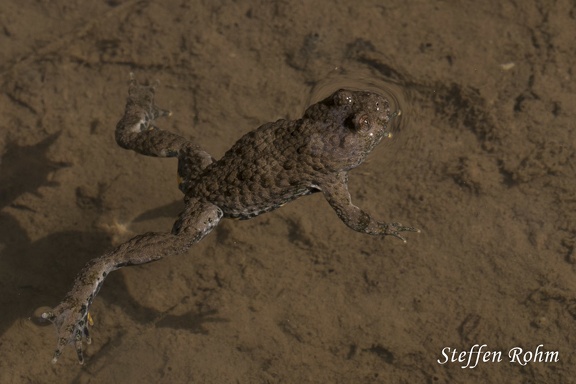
[{"xmin": 42, "ymin": 76, "xmax": 418, "ymax": 364}]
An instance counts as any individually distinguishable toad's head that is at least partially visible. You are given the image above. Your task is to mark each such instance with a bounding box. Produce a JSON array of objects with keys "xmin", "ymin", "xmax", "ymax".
[{"xmin": 304, "ymin": 89, "xmax": 395, "ymax": 172}]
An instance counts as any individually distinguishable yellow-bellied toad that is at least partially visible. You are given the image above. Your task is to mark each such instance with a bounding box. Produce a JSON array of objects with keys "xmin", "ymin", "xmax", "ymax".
[{"xmin": 42, "ymin": 75, "xmax": 418, "ymax": 364}]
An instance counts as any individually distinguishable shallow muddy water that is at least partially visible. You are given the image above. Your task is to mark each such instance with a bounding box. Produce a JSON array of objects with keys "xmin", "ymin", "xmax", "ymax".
[{"xmin": 1, "ymin": 1, "xmax": 575, "ymax": 382}]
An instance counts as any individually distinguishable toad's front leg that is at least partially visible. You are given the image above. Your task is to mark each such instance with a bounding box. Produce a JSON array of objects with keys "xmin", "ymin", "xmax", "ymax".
[
  {"xmin": 320, "ymin": 173, "xmax": 419, "ymax": 242},
  {"xmin": 43, "ymin": 199, "xmax": 222, "ymax": 364}
]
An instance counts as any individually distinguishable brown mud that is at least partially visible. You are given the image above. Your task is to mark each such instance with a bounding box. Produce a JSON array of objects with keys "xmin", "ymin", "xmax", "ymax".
[{"xmin": 0, "ymin": 1, "xmax": 575, "ymax": 383}]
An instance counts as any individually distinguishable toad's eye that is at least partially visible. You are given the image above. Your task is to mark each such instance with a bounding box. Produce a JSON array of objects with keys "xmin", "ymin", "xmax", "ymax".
[
  {"xmin": 355, "ymin": 114, "xmax": 370, "ymax": 130},
  {"xmin": 345, "ymin": 113, "xmax": 370, "ymax": 131},
  {"xmin": 334, "ymin": 90, "xmax": 354, "ymax": 106}
]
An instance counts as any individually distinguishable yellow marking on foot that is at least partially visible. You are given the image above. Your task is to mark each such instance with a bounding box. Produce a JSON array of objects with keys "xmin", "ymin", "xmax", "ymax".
[{"xmin": 87, "ymin": 312, "xmax": 94, "ymax": 327}]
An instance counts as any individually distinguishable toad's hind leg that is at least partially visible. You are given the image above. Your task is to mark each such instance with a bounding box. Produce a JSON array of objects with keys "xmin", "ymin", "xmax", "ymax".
[
  {"xmin": 115, "ymin": 75, "xmax": 215, "ymax": 192},
  {"xmin": 43, "ymin": 198, "xmax": 223, "ymax": 364}
]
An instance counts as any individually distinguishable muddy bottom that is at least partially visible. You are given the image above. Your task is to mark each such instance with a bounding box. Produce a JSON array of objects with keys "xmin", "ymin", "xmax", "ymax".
[{"xmin": 1, "ymin": 1, "xmax": 575, "ymax": 383}]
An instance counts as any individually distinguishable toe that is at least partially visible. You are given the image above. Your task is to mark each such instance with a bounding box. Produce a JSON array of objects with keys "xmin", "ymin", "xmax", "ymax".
[{"xmin": 75, "ymin": 339, "xmax": 85, "ymax": 365}]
